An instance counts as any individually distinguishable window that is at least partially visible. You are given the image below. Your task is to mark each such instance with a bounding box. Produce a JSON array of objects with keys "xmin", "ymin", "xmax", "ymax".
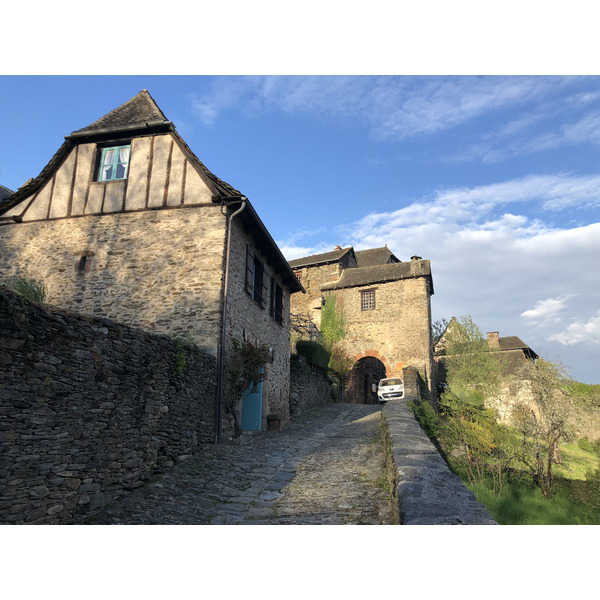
[
  {"xmin": 245, "ymin": 245, "xmax": 269, "ymax": 308},
  {"xmin": 294, "ymin": 270, "xmax": 302, "ymax": 284},
  {"xmin": 98, "ymin": 145, "xmax": 131, "ymax": 181},
  {"xmin": 361, "ymin": 289, "xmax": 376, "ymax": 311}
]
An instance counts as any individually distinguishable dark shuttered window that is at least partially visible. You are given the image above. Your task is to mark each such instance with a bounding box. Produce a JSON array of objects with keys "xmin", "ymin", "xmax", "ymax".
[{"xmin": 245, "ymin": 245, "xmax": 268, "ymax": 308}]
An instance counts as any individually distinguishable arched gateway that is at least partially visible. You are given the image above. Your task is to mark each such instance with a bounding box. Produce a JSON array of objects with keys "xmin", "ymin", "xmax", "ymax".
[
  {"xmin": 345, "ymin": 349, "xmax": 404, "ymax": 404},
  {"xmin": 288, "ymin": 245, "xmax": 435, "ymax": 403}
]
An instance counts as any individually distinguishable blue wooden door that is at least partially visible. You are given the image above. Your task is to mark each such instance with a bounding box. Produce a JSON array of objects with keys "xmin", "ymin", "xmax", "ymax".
[{"xmin": 241, "ymin": 369, "xmax": 263, "ymax": 431}]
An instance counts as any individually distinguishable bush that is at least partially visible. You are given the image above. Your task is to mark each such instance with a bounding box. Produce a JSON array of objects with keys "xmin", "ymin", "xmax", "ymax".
[
  {"xmin": 578, "ymin": 437, "xmax": 595, "ymax": 453},
  {"xmin": 295, "ymin": 340, "xmax": 330, "ymax": 370}
]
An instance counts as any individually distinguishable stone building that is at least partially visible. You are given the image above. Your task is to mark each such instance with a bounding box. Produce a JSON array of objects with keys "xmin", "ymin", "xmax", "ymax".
[
  {"xmin": 0, "ymin": 89, "xmax": 303, "ymax": 438},
  {"xmin": 289, "ymin": 245, "xmax": 434, "ymax": 403}
]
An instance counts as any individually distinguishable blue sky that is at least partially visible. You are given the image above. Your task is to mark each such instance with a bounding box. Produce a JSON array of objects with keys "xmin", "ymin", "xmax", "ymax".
[{"xmin": 2, "ymin": 75, "xmax": 600, "ymax": 384}]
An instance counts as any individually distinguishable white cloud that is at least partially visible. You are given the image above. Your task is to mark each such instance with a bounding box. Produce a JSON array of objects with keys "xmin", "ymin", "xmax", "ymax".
[
  {"xmin": 521, "ymin": 294, "xmax": 577, "ymax": 323},
  {"xmin": 280, "ymin": 172, "xmax": 600, "ymax": 381},
  {"xmin": 549, "ymin": 311, "xmax": 600, "ymax": 345},
  {"xmin": 187, "ymin": 76, "xmax": 575, "ymax": 141}
]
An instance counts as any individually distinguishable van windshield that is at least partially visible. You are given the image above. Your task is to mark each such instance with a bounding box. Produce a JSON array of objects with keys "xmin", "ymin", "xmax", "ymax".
[{"xmin": 379, "ymin": 379, "xmax": 403, "ymax": 387}]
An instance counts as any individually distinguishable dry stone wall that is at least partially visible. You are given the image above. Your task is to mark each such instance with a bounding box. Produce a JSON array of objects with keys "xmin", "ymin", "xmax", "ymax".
[
  {"xmin": 289, "ymin": 354, "xmax": 336, "ymax": 416},
  {"xmin": 0, "ymin": 288, "xmax": 216, "ymax": 524}
]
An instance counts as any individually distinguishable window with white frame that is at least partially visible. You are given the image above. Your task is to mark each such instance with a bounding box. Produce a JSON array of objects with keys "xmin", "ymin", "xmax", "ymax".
[
  {"xmin": 361, "ymin": 289, "xmax": 376, "ymax": 311},
  {"xmin": 98, "ymin": 145, "xmax": 131, "ymax": 181}
]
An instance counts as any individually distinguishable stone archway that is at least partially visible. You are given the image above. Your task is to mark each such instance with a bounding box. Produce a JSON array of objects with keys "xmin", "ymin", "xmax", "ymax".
[
  {"xmin": 348, "ymin": 356, "xmax": 385, "ymax": 404},
  {"xmin": 350, "ymin": 349, "xmax": 403, "ymax": 378}
]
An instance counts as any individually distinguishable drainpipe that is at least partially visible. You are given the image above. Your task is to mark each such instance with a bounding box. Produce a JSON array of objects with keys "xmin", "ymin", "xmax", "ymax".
[{"xmin": 214, "ymin": 197, "xmax": 247, "ymax": 443}]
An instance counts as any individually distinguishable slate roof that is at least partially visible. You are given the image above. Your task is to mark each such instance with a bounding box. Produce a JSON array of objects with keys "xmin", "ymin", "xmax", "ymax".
[
  {"xmin": 354, "ymin": 246, "xmax": 399, "ymax": 267},
  {"xmin": 0, "ymin": 185, "xmax": 14, "ymax": 202},
  {"xmin": 499, "ymin": 336, "xmax": 538, "ymax": 358},
  {"xmin": 70, "ymin": 89, "xmax": 169, "ymax": 134},
  {"xmin": 321, "ymin": 261, "xmax": 432, "ymax": 291},
  {"xmin": 288, "ymin": 247, "xmax": 355, "ymax": 269}
]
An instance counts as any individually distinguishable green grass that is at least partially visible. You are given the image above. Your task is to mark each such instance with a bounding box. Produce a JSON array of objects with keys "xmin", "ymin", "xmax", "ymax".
[
  {"xmin": 468, "ymin": 479, "xmax": 600, "ymax": 525},
  {"xmin": 553, "ymin": 443, "xmax": 600, "ymax": 480}
]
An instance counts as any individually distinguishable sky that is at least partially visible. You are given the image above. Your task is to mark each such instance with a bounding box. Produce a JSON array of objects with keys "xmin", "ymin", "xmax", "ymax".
[{"xmin": 2, "ymin": 74, "xmax": 600, "ymax": 384}]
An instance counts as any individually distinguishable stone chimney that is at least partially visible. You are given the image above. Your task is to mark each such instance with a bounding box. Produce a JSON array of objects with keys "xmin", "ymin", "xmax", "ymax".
[
  {"xmin": 487, "ymin": 332, "xmax": 500, "ymax": 348},
  {"xmin": 411, "ymin": 255, "xmax": 422, "ymax": 261}
]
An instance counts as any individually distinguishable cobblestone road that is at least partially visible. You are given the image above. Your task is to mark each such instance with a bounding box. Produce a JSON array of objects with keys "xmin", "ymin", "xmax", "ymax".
[{"xmin": 92, "ymin": 403, "xmax": 397, "ymax": 525}]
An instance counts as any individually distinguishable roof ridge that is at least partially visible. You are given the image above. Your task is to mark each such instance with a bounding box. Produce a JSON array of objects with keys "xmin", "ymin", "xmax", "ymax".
[{"xmin": 71, "ymin": 89, "xmax": 169, "ymax": 135}]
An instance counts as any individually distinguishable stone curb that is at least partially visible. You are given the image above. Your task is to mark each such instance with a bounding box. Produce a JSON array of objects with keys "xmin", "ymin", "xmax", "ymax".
[{"xmin": 381, "ymin": 398, "xmax": 497, "ymax": 525}]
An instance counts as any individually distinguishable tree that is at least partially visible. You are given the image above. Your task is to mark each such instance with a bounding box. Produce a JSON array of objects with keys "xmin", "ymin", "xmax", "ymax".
[
  {"xmin": 224, "ymin": 338, "xmax": 271, "ymax": 438},
  {"xmin": 442, "ymin": 315, "xmax": 502, "ymax": 400},
  {"xmin": 432, "ymin": 317, "xmax": 450, "ymax": 343},
  {"xmin": 438, "ymin": 316, "xmax": 508, "ymax": 491},
  {"xmin": 512, "ymin": 357, "xmax": 573, "ymax": 498}
]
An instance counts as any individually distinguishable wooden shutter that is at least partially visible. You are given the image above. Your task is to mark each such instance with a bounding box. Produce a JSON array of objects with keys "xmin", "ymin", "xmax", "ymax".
[
  {"xmin": 275, "ymin": 284, "xmax": 283, "ymax": 324},
  {"xmin": 245, "ymin": 246, "xmax": 255, "ymax": 296},
  {"xmin": 260, "ymin": 268, "xmax": 269, "ymax": 309}
]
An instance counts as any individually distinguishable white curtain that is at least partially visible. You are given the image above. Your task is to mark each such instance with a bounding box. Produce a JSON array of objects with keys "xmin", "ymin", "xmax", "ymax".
[{"xmin": 101, "ymin": 148, "xmax": 115, "ymax": 180}]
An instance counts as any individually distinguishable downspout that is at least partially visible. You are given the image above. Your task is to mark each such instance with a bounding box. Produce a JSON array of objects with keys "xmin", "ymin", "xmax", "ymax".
[{"xmin": 214, "ymin": 197, "xmax": 247, "ymax": 443}]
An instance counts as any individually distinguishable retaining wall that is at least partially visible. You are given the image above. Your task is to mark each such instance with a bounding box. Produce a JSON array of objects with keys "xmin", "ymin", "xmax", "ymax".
[
  {"xmin": 381, "ymin": 367, "xmax": 497, "ymax": 525},
  {"xmin": 0, "ymin": 288, "xmax": 216, "ymax": 524},
  {"xmin": 289, "ymin": 354, "xmax": 335, "ymax": 417}
]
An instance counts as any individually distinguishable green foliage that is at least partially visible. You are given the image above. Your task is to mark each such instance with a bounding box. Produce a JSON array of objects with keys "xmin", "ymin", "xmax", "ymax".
[
  {"xmin": 173, "ymin": 338, "xmax": 188, "ymax": 375},
  {"xmin": 443, "ymin": 315, "xmax": 502, "ymax": 400},
  {"xmin": 468, "ymin": 477, "xmax": 600, "ymax": 525},
  {"xmin": 320, "ymin": 293, "xmax": 347, "ymax": 351},
  {"xmin": 577, "ymin": 437, "xmax": 596, "ymax": 454},
  {"xmin": 408, "ymin": 398, "xmax": 441, "ymax": 440},
  {"xmin": 566, "ymin": 380, "xmax": 600, "ymax": 408},
  {"xmin": 295, "ymin": 340, "xmax": 331, "ymax": 370},
  {"xmin": 1, "ymin": 275, "xmax": 46, "ymax": 303},
  {"xmin": 512, "ymin": 357, "xmax": 573, "ymax": 498}
]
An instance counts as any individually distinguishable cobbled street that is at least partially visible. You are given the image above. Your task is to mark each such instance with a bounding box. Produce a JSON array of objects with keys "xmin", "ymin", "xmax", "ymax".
[{"xmin": 92, "ymin": 404, "xmax": 397, "ymax": 525}]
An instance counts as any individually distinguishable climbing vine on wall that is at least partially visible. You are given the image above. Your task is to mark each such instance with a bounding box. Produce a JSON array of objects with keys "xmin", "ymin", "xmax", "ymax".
[{"xmin": 225, "ymin": 338, "xmax": 271, "ymax": 437}]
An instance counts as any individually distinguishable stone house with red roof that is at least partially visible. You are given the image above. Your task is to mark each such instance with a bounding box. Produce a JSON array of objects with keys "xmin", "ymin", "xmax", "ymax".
[
  {"xmin": 0, "ymin": 90, "xmax": 303, "ymax": 438},
  {"xmin": 289, "ymin": 245, "xmax": 434, "ymax": 402}
]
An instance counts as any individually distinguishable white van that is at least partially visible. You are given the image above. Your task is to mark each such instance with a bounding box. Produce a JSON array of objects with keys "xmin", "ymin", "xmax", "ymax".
[{"xmin": 377, "ymin": 377, "xmax": 405, "ymax": 402}]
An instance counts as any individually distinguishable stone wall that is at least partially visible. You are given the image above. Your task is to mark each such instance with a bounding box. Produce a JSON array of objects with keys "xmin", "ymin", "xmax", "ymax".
[
  {"xmin": 0, "ymin": 205, "xmax": 227, "ymax": 355},
  {"xmin": 381, "ymin": 367, "xmax": 496, "ymax": 524},
  {"xmin": 0, "ymin": 288, "xmax": 216, "ymax": 524},
  {"xmin": 290, "ymin": 262, "xmax": 343, "ymax": 327},
  {"xmin": 224, "ymin": 217, "xmax": 294, "ymax": 429},
  {"xmin": 329, "ymin": 277, "xmax": 434, "ymax": 394},
  {"xmin": 289, "ymin": 354, "xmax": 336, "ymax": 416}
]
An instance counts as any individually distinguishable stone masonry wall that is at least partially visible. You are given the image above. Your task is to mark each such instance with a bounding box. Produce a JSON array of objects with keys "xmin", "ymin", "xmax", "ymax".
[
  {"xmin": 0, "ymin": 205, "xmax": 227, "ymax": 355},
  {"xmin": 335, "ymin": 277, "xmax": 434, "ymax": 381},
  {"xmin": 289, "ymin": 354, "xmax": 336, "ymax": 416},
  {"xmin": 0, "ymin": 288, "xmax": 216, "ymax": 524},
  {"xmin": 290, "ymin": 262, "xmax": 343, "ymax": 327},
  {"xmin": 223, "ymin": 217, "xmax": 294, "ymax": 430}
]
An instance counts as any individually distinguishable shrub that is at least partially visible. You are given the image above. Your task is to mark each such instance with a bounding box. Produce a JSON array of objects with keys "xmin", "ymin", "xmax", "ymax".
[
  {"xmin": 295, "ymin": 340, "xmax": 330, "ymax": 370},
  {"xmin": 578, "ymin": 437, "xmax": 595, "ymax": 454}
]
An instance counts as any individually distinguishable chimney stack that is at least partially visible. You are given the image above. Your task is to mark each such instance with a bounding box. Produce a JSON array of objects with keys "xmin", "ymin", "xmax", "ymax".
[{"xmin": 487, "ymin": 332, "xmax": 500, "ymax": 348}]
